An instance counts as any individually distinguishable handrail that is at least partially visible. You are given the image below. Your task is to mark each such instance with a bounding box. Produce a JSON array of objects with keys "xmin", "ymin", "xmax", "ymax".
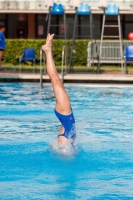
[
  {"xmin": 40, "ymin": 45, "xmax": 66, "ymax": 86},
  {"xmin": 61, "ymin": 45, "xmax": 66, "ymax": 84},
  {"xmin": 40, "ymin": 46, "xmax": 43, "ymax": 86},
  {"xmin": 40, "ymin": 46, "xmax": 45, "ymax": 87}
]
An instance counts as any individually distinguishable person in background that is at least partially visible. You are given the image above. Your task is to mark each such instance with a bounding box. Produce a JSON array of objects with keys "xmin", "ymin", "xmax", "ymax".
[{"xmin": 0, "ymin": 24, "xmax": 6, "ymax": 71}]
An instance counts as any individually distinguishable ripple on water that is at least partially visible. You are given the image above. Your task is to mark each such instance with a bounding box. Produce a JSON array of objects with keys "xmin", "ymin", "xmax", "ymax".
[{"xmin": 0, "ymin": 83, "xmax": 133, "ymax": 199}]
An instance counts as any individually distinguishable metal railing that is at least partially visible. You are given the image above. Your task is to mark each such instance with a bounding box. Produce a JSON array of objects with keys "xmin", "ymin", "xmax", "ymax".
[
  {"xmin": 61, "ymin": 45, "xmax": 67, "ymax": 83},
  {"xmin": 87, "ymin": 40, "xmax": 133, "ymax": 71},
  {"xmin": 40, "ymin": 46, "xmax": 45, "ymax": 87},
  {"xmin": 40, "ymin": 45, "xmax": 67, "ymax": 86}
]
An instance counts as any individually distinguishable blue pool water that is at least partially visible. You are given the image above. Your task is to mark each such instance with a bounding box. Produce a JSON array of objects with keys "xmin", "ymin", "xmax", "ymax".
[{"xmin": 0, "ymin": 83, "xmax": 133, "ymax": 199}]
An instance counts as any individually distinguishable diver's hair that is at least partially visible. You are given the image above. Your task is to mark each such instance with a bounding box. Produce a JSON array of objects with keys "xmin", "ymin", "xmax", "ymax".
[{"xmin": 0, "ymin": 24, "xmax": 5, "ymax": 29}]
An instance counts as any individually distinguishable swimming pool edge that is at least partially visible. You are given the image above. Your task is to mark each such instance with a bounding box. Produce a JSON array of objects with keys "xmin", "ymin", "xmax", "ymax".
[{"xmin": 1, "ymin": 73, "xmax": 133, "ymax": 84}]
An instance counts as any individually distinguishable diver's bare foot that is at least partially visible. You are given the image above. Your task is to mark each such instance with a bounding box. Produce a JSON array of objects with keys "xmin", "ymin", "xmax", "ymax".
[{"xmin": 42, "ymin": 33, "xmax": 54, "ymax": 53}]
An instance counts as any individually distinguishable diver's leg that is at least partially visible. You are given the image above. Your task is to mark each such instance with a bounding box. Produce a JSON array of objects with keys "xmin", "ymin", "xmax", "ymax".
[
  {"xmin": 42, "ymin": 34, "xmax": 71, "ymax": 115},
  {"xmin": 42, "ymin": 34, "xmax": 71, "ymax": 143}
]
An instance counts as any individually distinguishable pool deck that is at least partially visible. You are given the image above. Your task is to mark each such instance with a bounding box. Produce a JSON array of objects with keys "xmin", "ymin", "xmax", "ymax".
[{"xmin": 1, "ymin": 71, "xmax": 133, "ymax": 84}]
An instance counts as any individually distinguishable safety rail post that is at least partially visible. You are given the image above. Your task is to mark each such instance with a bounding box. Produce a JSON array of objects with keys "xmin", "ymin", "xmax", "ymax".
[
  {"xmin": 61, "ymin": 45, "xmax": 66, "ymax": 83},
  {"xmin": 40, "ymin": 45, "xmax": 66, "ymax": 86},
  {"xmin": 40, "ymin": 46, "xmax": 43, "ymax": 86},
  {"xmin": 40, "ymin": 46, "xmax": 46, "ymax": 87}
]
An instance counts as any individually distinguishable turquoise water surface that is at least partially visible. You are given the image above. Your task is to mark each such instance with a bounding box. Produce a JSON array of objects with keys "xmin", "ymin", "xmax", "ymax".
[{"xmin": 0, "ymin": 83, "xmax": 133, "ymax": 199}]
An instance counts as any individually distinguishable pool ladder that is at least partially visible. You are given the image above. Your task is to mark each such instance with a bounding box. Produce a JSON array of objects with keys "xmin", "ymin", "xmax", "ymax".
[
  {"xmin": 40, "ymin": 46, "xmax": 45, "ymax": 87},
  {"xmin": 40, "ymin": 46, "xmax": 67, "ymax": 87}
]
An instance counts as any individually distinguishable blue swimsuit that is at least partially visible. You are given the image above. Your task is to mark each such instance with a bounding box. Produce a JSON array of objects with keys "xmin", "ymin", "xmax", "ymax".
[
  {"xmin": 54, "ymin": 109, "xmax": 76, "ymax": 143},
  {"xmin": 0, "ymin": 32, "xmax": 5, "ymax": 50}
]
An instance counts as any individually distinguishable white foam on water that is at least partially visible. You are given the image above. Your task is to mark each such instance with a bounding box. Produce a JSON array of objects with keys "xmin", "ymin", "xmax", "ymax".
[
  {"xmin": 49, "ymin": 139, "xmax": 78, "ymax": 157},
  {"xmin": 67, "ymin": 124, "xmax": 76, "ymax": 144},
  {"xmin": 48, "ymin": 123, "xmax": 78, "ymax": 157}
]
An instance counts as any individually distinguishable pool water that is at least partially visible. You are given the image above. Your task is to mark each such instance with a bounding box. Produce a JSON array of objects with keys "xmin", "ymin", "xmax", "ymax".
[{"xmin": 0, "ymin": 83, "xmax": 133, "ymax": 199}]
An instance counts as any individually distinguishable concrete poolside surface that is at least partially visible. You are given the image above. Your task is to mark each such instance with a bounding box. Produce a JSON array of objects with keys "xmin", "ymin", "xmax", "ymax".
[{"xmin": 0, "ymin": 71, "xmax": 133, "ymax": 84}]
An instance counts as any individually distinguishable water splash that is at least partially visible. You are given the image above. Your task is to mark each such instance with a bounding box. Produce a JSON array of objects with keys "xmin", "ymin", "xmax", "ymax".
[{"xmin": 49, "ymin": 139, "xmax": 78, "ymax": 157}]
